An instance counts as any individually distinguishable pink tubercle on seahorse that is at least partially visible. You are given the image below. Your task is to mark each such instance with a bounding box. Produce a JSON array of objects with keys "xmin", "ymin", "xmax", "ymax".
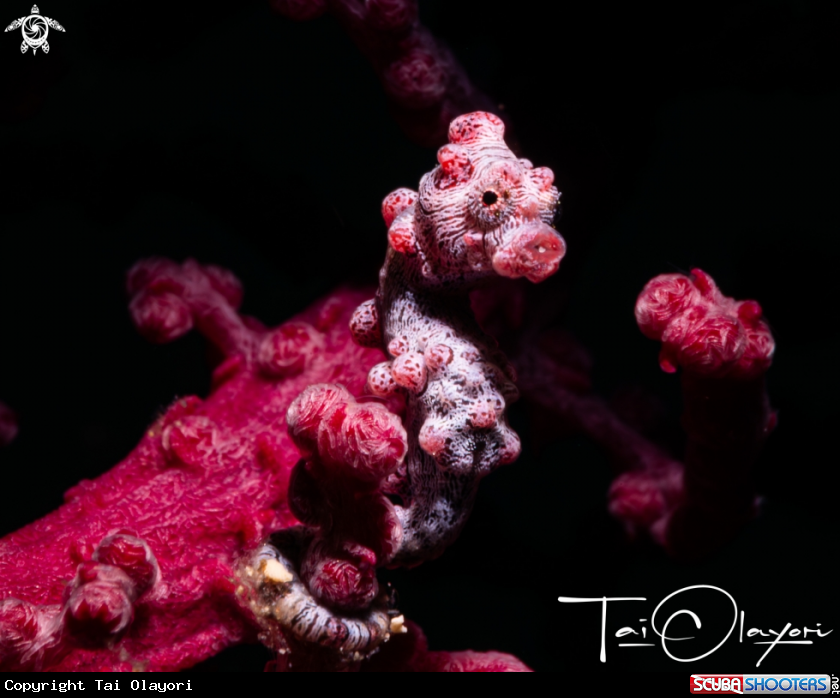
[{"xmin": 348, "ymin": 111, "xmax": 565, "ymax": 565}]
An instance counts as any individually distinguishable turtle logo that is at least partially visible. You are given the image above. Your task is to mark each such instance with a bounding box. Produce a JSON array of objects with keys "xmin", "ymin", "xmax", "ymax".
[{"xmin": 5, "ymin": 5, "xmax": 64, "ymax": 55}]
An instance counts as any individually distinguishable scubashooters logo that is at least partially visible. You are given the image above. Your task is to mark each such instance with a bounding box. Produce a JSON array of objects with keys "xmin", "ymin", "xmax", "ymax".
[
  {"xmin": 4, "ymin": 5, "xmax": 64, "ymax": 55},
  {"xmin": 689, "ymin": 675, "xmax": 832, "ymax": 694},
  {"xmin": 557, "ymin": 585, "xmax": 834, "ymax": 666}
]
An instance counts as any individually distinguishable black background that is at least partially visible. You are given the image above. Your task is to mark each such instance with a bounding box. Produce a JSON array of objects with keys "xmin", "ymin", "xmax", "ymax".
[{"xmin": 0, "ymin": 0, "xmax": 837, "ymax": 673}]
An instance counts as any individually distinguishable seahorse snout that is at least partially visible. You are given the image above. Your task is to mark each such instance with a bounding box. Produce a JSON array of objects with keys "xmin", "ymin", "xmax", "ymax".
[{"xmin": 491, "ymin": 222, "xmax": 566, "ymax": 283}]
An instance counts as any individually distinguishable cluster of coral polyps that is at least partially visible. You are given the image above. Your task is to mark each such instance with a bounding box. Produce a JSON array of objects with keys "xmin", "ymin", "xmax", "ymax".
[
  {"xmin": 609, "ymin": 269, "xmax": 776, "ymax": 557},
  {"xmin": 285, "ymin": 384, "xmax": 406, "ymax": 611},
  {"xmin": 0, "ymin": 111, "xmax": 561, "ymax": 672},
  {"xmin": 634, "ymin": 269, "xmax": 774, "ymax": 380},
  {"xmin": 251, "ymin": 110, "xmax": 564, "ymax": 661},
  {"xmin": 0, "ymin": 258, "xmax": 392, "ymax": 671}
]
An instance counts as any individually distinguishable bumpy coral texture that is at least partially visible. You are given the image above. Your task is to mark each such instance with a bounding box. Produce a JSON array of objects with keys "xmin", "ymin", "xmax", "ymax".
[
  {"xmin": 476, "ymin": 263, "xmax": 776, "ymax": 561},
  {"xmin": 608, "ymin": 269, "xmax": 775, "ymax": 556},
  {"xmin": 0, "ymin": 259, "xmax": 387, "ymax": 671},
  {"xmin": 226, "ymin": 112, "xmax": 562, "ymax": 664},
  {"xmin": 0, "ymin": 257, "xmax": 535, "ymax": 671},
  {"xmin": 0, "ymin": 129, "xmax": 777, "ymax": 671},
  {"xmin": 499, "ymin": 267, "xmax": 776, "ymax": 560},
  {"xmin": 287, "ymin": 384, "xmax": 406, "ymax": 611},
  {"xmin": 252, "ymin": 111, "xmax": 563, "ymax": 660},
  {"xmin": 347, "ymin": 111, "xmax": 565, "ymax": 565},
  {"xmin": 634, "ymin": 269, "xmax": 774, "ymax": 379}
]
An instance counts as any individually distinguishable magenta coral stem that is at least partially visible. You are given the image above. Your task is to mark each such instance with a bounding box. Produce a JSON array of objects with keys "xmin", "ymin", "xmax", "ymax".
[
  {"xmin": 0, "ymin": 260, "xmax": 384, "ymax": 671},
  {"xmin": 668, "ymin": 372, "xmax": 772, "ymax": 556},
  {"xmin": 516, "ymin": 359, "xmax": 681, "ymax": 476},
  {"xmin": 0, "ymin": 254, "xmax": 536, "ymax": 671},
  {"xmin": 607, "ymin": 269, "xmax": 775, "ymax": 557}
]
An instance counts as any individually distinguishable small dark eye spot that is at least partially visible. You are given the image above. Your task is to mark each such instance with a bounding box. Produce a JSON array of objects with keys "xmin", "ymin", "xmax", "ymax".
[{"xmin": 482, "ymin": 191, "xmax": 498, "ymax": 206}]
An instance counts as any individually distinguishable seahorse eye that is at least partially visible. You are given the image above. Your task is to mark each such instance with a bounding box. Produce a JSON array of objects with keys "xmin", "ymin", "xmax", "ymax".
[{"xmin": 482, "ymin": 191, "xmax": 498, "ymax": 206}]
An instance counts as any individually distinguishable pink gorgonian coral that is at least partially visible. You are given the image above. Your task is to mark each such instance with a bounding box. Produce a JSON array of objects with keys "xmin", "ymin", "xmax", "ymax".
[
  {"xmin": 609, "ymin": 269, "xmax": 776, "ymax": 556},
  {"xmin": 0, "ymin": 111, "xmax": 561, "ymax": 672},
  {"xmin": 1, "ymin": 258, "xmax": 389, "ymax": 671},
  {"xmin": 636, "ymin": 268, "xmax": 774, "ymax": 379},
  {"xmin": 505, "ymin": 265, "xmax": 776, "ymax": 559}
]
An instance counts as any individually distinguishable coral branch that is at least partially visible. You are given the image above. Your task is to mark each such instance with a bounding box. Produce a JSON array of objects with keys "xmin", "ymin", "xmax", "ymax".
[
  {"xmin": 0, "ymin": 267, "xmax": 385, "ymax": 671},
  {"xmin": 610, "ymin": 269, "xmax": 775, "ymax": 557},
  {"xmin": 1, "ymin": 256, "xmax": 536, "ymax": 671},
  {"xmin": 226, "ymin": 111, "xmax": 564, "ymax": 668},
  {"xmin": 603, "ymin": 270, "xmax": 775, "ymax": 556},
  {"xmin": 127, "ymin": 258, "xmax": 253, "ymax": 357},
  {"xmin": 270, "ymin": 0, "xmax": 494, "ymax": 146},
  {"xmin": 501, "ymin": 268, "xmax": 775, "ymax": 559},
  {"xmin": 516, "ymin": 343, "xmax": 683, "ymax": 475},
  {"xmin": 286, "ymin": 384, "xmax": 406, "ymax": 611}
]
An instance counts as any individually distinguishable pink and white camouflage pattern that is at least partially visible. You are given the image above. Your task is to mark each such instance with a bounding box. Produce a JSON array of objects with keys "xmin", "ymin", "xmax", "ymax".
[{"xmin": 349, "ymin": 111, "xmax": 565, "ymax": 564}]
